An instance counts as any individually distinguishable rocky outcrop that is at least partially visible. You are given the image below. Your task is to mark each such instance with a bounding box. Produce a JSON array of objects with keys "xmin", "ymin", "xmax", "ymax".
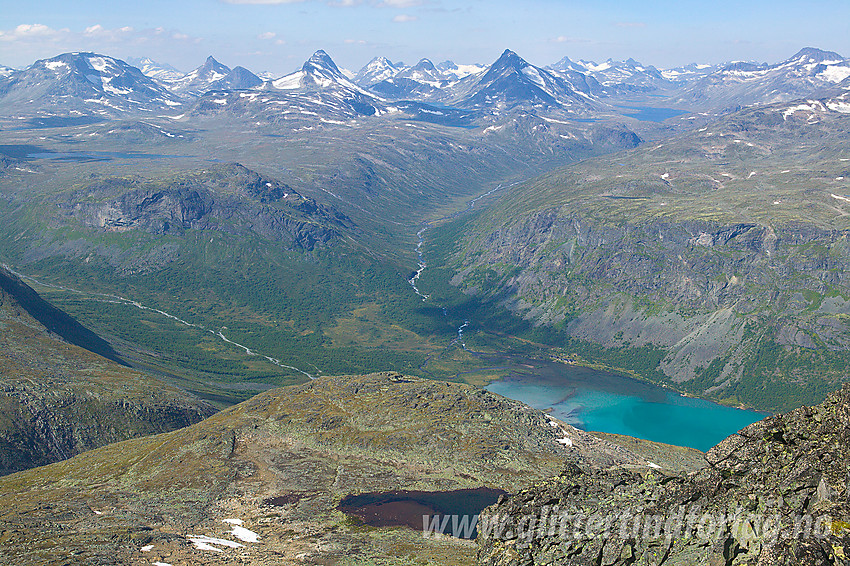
[
  {"xmin": 477, "ymin": 384, "xmax": 850, "ymax": 566},
  {"xmin": 59, "ymin": 163, "xmax": 352, "ymax": 250}
]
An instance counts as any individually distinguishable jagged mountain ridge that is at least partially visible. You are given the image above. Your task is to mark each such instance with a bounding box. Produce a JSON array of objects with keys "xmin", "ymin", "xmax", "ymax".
[
  {"xmin": 5, "ymin": 47, "xmax": 847, "ymax": 122},
  {"xmin": 550, "ymin": 55, "xmax": 673, "ymax": 93}
]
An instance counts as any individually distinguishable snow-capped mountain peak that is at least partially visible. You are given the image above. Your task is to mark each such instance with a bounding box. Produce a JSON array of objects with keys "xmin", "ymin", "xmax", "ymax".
[
  {"xmin": 784, "ymin": 47, "xmax": 845, "ymax": 66},
  {"xmin": 304, "ymin": 50, "xmax": 342, "ymax": 77},
  {"xmin": 165, "ymin": 55, "xmax": 234, "ymax": 96},
  {"xmin": 673, "ymin": 47, "xmax": 850, "ymax": 110},
  {"xmin": 486, "ymin": 49, "xmax": 529, "ymax": 75},
  {"xmin": 0, "ymin": 52, "xmax": 182, "ymax": 115},
  {"xmin": 453, "ymin": 48, "xmax": 602, "ymax": 112},
  {"xmin": 194, "ymin": 56, "xmax": 230, "ymax": 81},
  {"xmin": 271, "ymin": 50, "xmax": 378, "ymax": 99},
  {"xmin": 353, "ymin": 56, "xmax": 402, "ymax": 86},
  {"xmin": 126, "ymin": 56, "xmax": 184, "ymax": 82}
]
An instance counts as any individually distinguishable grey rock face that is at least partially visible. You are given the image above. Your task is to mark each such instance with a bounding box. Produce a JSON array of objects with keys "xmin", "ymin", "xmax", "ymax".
[{"xmin": 477, "ymin": 385, "xmax": 850, "ymax": 566}]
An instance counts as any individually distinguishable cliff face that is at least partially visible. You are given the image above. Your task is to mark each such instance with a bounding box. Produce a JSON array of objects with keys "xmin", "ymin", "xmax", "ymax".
[
  {"xmin": 477, "ymin": 384, "xmax": 850, "ymax": 566},
  {"xmin": 0, "ymin": 267, "xmax": 215, "ymax": 475},
  {"xmin": 447, "ymin": 101, "xmax": 850, "ymax": 412},
  {"xmin": 0, "ymin": 383, "xmax": 213, "ymax": 475},
  {"xmin": 453, "ymin": 210, "xmax": 850, "ymax": 410}
]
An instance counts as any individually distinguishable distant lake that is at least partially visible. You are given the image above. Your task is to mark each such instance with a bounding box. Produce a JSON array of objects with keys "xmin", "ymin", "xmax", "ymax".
[
  {"xmin": 617, "ymin": 105, "xmax": 688, "ymax": 122},
  {"xmin": 484, "ymin": 361, "xmax": 765, "ymax": 452},
  {"xmin": 26, "ymin": 151, "xmax": 181, "ymax": 162}
]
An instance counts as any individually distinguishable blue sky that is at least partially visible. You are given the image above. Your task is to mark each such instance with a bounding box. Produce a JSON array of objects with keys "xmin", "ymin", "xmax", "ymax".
[{"xmin": 1, "ymin": 0, "xmax": 848, "ymax": 75}]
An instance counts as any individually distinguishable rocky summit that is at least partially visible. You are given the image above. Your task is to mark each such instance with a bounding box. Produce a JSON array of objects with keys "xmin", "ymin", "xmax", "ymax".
[{"xmin": 476, "ymin": 384, "xmax": 850, "ymax": 566}]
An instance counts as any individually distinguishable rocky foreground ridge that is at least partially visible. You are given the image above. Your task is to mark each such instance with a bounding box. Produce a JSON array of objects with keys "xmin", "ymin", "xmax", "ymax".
[
  {"xmin": 477, "ymin": 384, "xmax": 850, "ymax": 566},
  {"xmin": 0, "ymin": 372, "xmax": 698, "ymax": 565}
]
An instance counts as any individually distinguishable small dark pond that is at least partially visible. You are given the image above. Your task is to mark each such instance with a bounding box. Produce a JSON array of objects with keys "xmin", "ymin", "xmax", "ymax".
[{"xmin": 337, "ymin": 487, "xmax": 506, "ymax": 539}]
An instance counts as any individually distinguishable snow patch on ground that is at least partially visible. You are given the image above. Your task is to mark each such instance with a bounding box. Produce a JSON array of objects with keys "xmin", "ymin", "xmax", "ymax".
[
  {"xmin": 828, "ymin": 100, "xmax": 850, "ymax": 113},
  {"xmin": 546, "ymin": 415, "xmax": 574, "ymax": 448},
  {"xmin": 273, "ymin": 72, "xmax": 304, "ymax": 90},
  {"xmin": 820, "ymin": 65, "xmax": 850, "ymax": 83},
  {"xmin": 88, "ymin": 57, "xmax": 109, "ymax": 72},
  {"xmin": 189, "ymin": 535, "xmax": 245, "ymax": 552},
  {"xmin": 229, "ymin": 525, "xmax": 260, "ymax": 543},
  {"xmin": 783, "ymin": 100, "xmax": 826, "ymax": 120}
]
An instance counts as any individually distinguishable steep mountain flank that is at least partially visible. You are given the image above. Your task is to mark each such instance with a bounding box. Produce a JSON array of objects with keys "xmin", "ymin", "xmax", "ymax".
[
  {"xmin": 448, "ymin": 98, "xmax": 850, "ymax": 411},
  {"xmin": 0, "ymin": 267, "xmax": 214, "ymax": 475},
  {"xmin": 477, "ymin": 384, "xmax": 850, "ymax": 566},
  {"xmin": 0, "ymin": 372, "xmax": 698, "ymax": 565}
]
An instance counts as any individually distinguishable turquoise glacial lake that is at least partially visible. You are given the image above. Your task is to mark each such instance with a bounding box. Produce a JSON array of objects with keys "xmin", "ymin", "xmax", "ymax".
[{"xmin": 484, "ymin": 362, "xmax": 766, "ymax": 452}]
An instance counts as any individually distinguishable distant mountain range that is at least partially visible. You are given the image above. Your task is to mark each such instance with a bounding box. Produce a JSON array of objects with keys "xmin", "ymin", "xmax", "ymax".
[
  {"xmin": 1, "ymin": 47, "xmax": 848, "ymax": 122},
  {"xmin": 672, "ymin": 47, "xmax": 850, "ymax": 110}
]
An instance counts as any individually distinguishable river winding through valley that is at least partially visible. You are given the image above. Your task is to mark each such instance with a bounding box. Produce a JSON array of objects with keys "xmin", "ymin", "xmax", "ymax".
[{"xmin": 1, "ymin": 264, "xmax": 316, "ymax": 379}]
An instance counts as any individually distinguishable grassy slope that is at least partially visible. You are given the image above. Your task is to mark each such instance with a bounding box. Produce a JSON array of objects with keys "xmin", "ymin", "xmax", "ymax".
[
  {"xmin": 0, "ymin": 111, "xmax": 638, "ymax": 404},
  {"xmin": 0, "ymin": 268, "xmax": 215, "ymax": 475}
]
